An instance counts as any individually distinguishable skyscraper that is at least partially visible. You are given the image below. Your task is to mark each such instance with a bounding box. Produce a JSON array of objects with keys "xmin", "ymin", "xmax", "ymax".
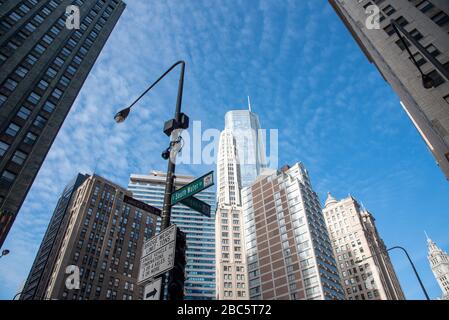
[
  {"xmin": 215, "ymin": 130, "xmax": 249, "ymax": 300},
  {"xmin": 426, "ymin": 234, "xmax": 449, "ymax": 300},
  {"xmin": 224, "ymin": 107, "xmax": 267, "ymax": 188},
  {"xmin": 127, "ymin": 171, "xmax": 216, "ymax": 300},
  {"xmin": 20, "ymin": 173, "xmax": 88, "ymax": 300},
  {"xmin": 0, "ymin": 0, "xmax": 126, "ymax": 248},
  {"xmin": 43, "ymin": 174, "xmax": 157, "ymax": 300},
  {"xmin": 241, "ymin": 164, "xmax": 344, "ymax": 300},
  {"xmin": 329, "ymin": 0, "xmax": 449, "ymax": 180},
  {"xmin": 323, "ymin": 193, "xmax": 405, "ymax": 300}
]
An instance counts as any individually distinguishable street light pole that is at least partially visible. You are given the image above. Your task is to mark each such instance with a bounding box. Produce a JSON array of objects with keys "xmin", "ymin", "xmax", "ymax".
[
  {"xmin": 0, "ymin": 249, "xmax": 10, "ymax": 259},
  {"xmin": 114, "ymin": 60, "xmax": 187, "ymax": 300},
  {"xmin": 357, "ymin": 246, "xmax": 430, "ymax": 300},
  {"xmin": 161, "ymin": 61, "xmax": 185, "ymax": 231}
]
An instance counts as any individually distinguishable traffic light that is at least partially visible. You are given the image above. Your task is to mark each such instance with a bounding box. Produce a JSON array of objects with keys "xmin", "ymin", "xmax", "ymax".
[{"xmin": 167, "ymin": 229, "xmax": 187, "ymax": 300}]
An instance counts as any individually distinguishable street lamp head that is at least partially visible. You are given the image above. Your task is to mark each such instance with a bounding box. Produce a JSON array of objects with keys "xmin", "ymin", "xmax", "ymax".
[
  {"xmin": 422, "ymin": 74, "xmax": 434, "ymax": 89},
  {"xmin": 1, "ymin": 249, "xmax": 10, "ymax": 256},
  {"xmin": 114, "ymin": 107, "xmax": 131, "ymax": 123}
]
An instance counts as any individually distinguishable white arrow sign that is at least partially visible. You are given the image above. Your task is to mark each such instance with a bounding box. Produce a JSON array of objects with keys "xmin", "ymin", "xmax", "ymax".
[{"xmin": 143, "ymin": 278, "xmax": 162, "ymax": 300}]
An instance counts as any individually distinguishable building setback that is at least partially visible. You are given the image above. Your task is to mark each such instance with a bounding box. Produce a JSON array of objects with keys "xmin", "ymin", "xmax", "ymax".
[
  {"xmin": 241, "ymin": 164, "xmax": 344, "ymax": 300},
  {"xmin": 329, "ymin": 0, "xmax": 449, "ymax": 180},
  {"xmin": 20, "ymin": 173, "xmax": 88, "ymax": 300},
  {"xmin": 0, "ymin": 0, "xmax": 126, "ymax": 248},
  {"xmin": 323, "ymin": 193, "xmax": 405, "ymax": 300},
  {"xmin": 127, "ymin": 171, "xmax": 216, "ymax": 300},
  {"xmin": 43, "ymin": 174, "xmax": 157, "ymax": 300}
]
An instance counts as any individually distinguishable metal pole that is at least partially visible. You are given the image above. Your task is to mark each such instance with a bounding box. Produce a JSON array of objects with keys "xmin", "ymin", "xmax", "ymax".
[
  {"xmin": 392, "ymin": 20, "xmax": 449, "ymax": 82},
  {"xmin": 390, "ymin": 246, "xmax": 430, "ymax": 300},
  {"xmin": 360, "ymin": 246, "xmax": 430, "ymax": 300},
  {"xmin": 160, "ymin": 61, "xmax": 185, "ymax": 300},
  {"xmin": 160, "ymin": 61, "xmax": 185, "ymax": 231}
]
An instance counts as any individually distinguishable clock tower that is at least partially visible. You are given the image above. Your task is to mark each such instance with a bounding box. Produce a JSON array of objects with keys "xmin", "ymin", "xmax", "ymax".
[{"xmin": 426, "ymin": 233, "xmax": 449, "ymax": 300}]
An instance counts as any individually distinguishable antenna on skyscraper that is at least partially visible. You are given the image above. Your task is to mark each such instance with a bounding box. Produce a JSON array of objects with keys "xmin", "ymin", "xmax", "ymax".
[
  {"xmin": 247, "ymin": 96, "xmax": 252, "ymax": 112},
  {"xmin": 425, "ymin": 231, "xmax": 430, "ymax": 241}
]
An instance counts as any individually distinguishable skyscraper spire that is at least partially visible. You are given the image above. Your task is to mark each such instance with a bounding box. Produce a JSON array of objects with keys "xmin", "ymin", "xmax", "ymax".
[
  {"xmin": 425, "ymin": 231, "xmax": 430, "ymax": 241},
  {"xmin": 247, "ymin": 96, "xmax": 252, "ymax": 112}
]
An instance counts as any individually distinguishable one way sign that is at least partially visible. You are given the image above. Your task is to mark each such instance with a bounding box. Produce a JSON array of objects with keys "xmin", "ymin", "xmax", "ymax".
[{"xmin": 143, "ymin": 278, "xmax": 162, "ymax": 300}]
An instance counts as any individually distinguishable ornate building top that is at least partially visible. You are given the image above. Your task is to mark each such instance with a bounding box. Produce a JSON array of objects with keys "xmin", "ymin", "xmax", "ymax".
[{"xmin": 426, "ymin": 234, "xmax": 449, "ymax": 300}]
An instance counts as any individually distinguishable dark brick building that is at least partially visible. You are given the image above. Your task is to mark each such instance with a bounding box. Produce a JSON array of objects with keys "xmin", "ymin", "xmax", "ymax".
[{"xmin": 0, "ymin": 0, "xmax": 126, "ymax": 248}]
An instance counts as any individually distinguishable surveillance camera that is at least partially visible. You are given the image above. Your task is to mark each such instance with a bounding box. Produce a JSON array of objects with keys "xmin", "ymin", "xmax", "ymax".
[{"xmin": 161, "ymin": 148, "xmax": 171, "ymax": 160}]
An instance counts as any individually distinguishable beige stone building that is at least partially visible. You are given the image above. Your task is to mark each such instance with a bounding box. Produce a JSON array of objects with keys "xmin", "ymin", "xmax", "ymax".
[
  {"xmin": 44, "ymin": 174, "xmax": 157, "ymax": 300},
  {"xmin": 323, "ymin": 193, "xmax": 405, "ymax": 300},
  {"xmin": 329, "ymin": 0, "xmax": 449, "ymax": 180}
]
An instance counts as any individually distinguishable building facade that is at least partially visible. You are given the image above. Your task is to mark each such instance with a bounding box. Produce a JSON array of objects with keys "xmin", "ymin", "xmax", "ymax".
[
  {"xmin": 426, "ymin": 234, "xmax": 449, "ymax": 300},
  {"xmin": 329, "ymin": 0, "xmax": 449, "ymax": 180},
  {"xmin": 0, "ymin": 0, "xmax": 126, "ymax": 248},
  {"xmin": 44, "ymin": 174, "xmax": 157, "ymax": 300},
  {"xmin": 224, "ymin": 108, "xmax": 267, "ymax": 188},
  {"xmin": 215, "ymin": 130, "xmax": 249, "ymax": 300},
  {"xmin": 241, "ymin": 164, "xmax": 344, "ymax": 300},
  {"xmin": 127, "ymin": 171, "xmax": 216, "ymax": 300},
  {"xmin": 20, "ymin": 173, "xmax": 88, "ymax": 300},
  {"xmin": 323, "ymin": 193, "xmax": 405, "ymax": 300}
]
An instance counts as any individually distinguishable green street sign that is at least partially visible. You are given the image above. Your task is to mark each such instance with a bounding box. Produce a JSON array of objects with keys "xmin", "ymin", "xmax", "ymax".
[
  {"xmin": 171, "ymin": 171, "xmax": 214, "ymax": 205},
  {"xmin": 181, "ymin": 196, "xmax": 211, "ymax": 217}
]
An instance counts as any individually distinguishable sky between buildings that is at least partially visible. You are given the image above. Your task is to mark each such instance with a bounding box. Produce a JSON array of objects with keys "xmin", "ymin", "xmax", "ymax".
[{"xmin": 1, "ymin": 0, "xmax": 448, "ymax": 300}]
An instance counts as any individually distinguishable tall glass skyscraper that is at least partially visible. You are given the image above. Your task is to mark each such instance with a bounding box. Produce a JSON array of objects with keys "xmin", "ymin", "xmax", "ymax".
[
  {"xmin": 224, "ymin": 109, "xmax": 267, "ymax": 188},
  {"xmin": 127, "ymin": 171, "xmax": 216, "ymax": 300}
]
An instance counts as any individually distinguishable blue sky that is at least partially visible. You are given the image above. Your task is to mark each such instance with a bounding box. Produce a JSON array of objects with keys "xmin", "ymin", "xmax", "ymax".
[{"xmin": 1, "ymin": 0, "xmax": 448, "ymax": 300}]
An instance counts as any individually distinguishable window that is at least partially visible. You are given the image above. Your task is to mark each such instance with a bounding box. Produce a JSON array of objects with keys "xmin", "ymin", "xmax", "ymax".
[
  {"xmin": 34, "ymin": 44, "xmax": 46, "ymax": 54},
  {"xmin": 427, "ymin": 70, "xmax": 445, "ymax": 88},
  {"xmin": 54, "ymin": 56, "xmax": 65, "ymax": 67},
  {"xmin": 24, "ymin": 132, "xmax": 37, "ymax": 145},
  {"xmin": 59, "ymin": 76, "xmax": 70, "ymax": 87},
  {"xmin": 33, "ymin": 116, "xmax": 47, "ymax": 128},
  {"xmin": 42, "ymin": 34, "xmax": 53, "ymax": 44},
  {"xmin": 26, "ymin": 54, "xmax": 38, "ymax": 65},
  {"xmin": 0, "ymin": 141, "xmax": 9, "ymax": 157},
  {"xmin": 6, "ymin": 123, "xmax": 21, "ymax": 136},
  {"xmin": 27, "ymin": 92, "xmax": 41, "ymax": 104},
  {"xmin": 46, "ymin": 67, "xmax": 57, "ymax": 78},
  {"xmin": 431, "ymin": 11, "xmax": 449, "ymax": 27},
  {"xmin": 416, "ymin": 0, "xmax": 434, "ymax": 13},
  {"xmin": 382, "ymin": 5, "xmax": 395, "ymax": 16},
  {"xmin": 37, "ymin": 79, "xmax": 49, "ymax": 90},
  {"xmin": 17, "ymin": 106, "xmax": 32, "ymax": 120},
  {"xmin": 1, "ymin": 170, "xmax": 16, "ymax": 183},
  {"xmin": 11, "ymin": 150, "xmax": 27, "ymax": 165},
  {"xmin": 0, "ymin": 94, "xmax": 6, "ymax": 107},
  {"xmin": 408, "ymin": 29, "xmax": 423, "ymax": 42},
  {"xmin": 425, "ymin": 44, "xmax": 440, "ymax": 58},
  {"xmin": 15, "ymin": 66, "xmax": 28, "ymax": 77},
  {"xmin": 4, "ymin": 78, "xmax": 18, "ymax": 91},
  {"xmin": 43, "ymin": 101, "xmax": 56, "ymax": 113},
  {"xmin": 51, "ymin": 88, "xmax": 63, "ymax": 99}
]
